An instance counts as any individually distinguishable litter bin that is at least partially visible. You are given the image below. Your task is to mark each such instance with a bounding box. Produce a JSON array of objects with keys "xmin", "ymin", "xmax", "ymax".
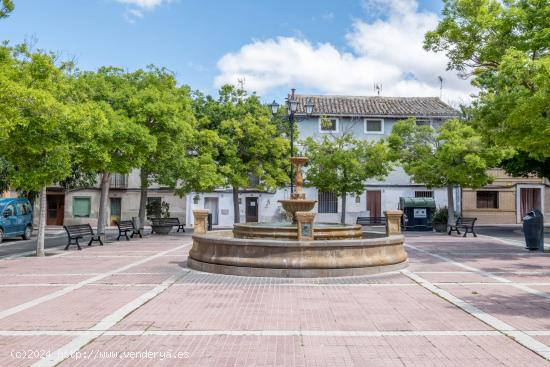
[
  {"xmin": 523, "ymin": 209, "xmax": 544, "ymax": 251},
  {"xmin": 207, "ymin": 213, "xmax": 213, "ymax": 231},
  {"xmin": 399, "ymin": 197, "xmax": 436, "ymax": 231}
]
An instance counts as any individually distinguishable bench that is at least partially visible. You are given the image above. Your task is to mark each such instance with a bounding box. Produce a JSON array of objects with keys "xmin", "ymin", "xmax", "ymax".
[
  {"xmin": 63, "ymin": 224, "xmax": 103, "ymax": 250},
  {"xmin": 151, "ymin": 217, "xmax": 185, "ymax": 233},
  {"xmin": 116, "ymin": 220, "xmax": 142, "ymax": 241},
  {"xmin": 356, "ymin": 216, "xmax": 387, "ymax": 226},
  {"xmin": 448, "ymin": 217, "xmax": 477, "ymax": 237}
]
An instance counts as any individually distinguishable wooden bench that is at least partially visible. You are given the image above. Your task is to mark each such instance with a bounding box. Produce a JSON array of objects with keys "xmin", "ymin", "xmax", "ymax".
[
  {"xmin": 356, "ymin": 216, "xmax": 387, "ymax": 226},
  {"xmin": 151, "ymin": 218, "xmax": 185, "ymax": 233},
  {"xmin": 116, "ymin": 220, "xmax": 142, "ymax": 241},
  {"xmin": 63, "ymin": 224, "xmax": 103, "ymax": 250},
  {"xmin": 164, "ymin": 217, "xmax": 185, "ymax": 232},
  {"xmin": 448, "ymin": 217, "xmax": 477, "ymax": 237}
]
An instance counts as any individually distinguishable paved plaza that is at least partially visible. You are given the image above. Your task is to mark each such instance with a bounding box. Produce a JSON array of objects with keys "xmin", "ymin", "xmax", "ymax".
[{"xmin": 0, "ymin": 233, "xmax": 548, "ymax": 366}]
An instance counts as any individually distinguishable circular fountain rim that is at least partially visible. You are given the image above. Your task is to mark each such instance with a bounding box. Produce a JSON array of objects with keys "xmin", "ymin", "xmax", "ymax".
[{"xmin": 192, "ymin": 230, "xmax": 404, "ymax": 247}]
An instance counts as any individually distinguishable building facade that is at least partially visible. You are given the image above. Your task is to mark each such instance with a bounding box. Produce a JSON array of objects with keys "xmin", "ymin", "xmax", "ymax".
[
  {"xmin": 41, "ymin": 170, "xmax": 187, "ymax": 227},
  {"xmin": 187, "ymin": 94, "xmax": 462, "ymax": 227},
  {"xmin": 461, "ymin": 169, "xmax": 547, "ymax": 224}
]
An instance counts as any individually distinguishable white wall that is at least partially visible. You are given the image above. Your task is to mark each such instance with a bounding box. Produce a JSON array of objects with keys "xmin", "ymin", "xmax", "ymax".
[{"xmin": 186, "ymin": 186, "xmax": 454, "ymax": 226}]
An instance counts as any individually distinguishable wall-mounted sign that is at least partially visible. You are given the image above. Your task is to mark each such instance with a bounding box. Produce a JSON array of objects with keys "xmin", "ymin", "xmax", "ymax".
[
  {"xmin": 413, "ymin": 208, "xmax": 427, "ymax": 218},
  {"xmin": 221, "ymin": 209, "xmax": 229, "ymax": 215}
]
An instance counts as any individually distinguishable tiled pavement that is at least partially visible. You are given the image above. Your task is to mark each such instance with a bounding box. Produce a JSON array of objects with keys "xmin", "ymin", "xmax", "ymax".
[{"xmin": 0, "ymin": 233, "xmax": 547, "ymax": 366}]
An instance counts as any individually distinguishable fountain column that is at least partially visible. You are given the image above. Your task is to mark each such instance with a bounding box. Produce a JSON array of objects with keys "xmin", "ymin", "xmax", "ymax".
[
  {"xmin": 193, "ymin": 209, "xmax": 209, "ymax": 234},
  {"xmin": 384, "ymin": 210, "xmax": 403, "ymax": 236}
]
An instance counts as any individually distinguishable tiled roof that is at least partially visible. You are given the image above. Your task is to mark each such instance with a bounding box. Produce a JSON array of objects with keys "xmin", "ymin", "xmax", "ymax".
[{"xmin": 294, "ymin": 94, "xmax": 459, "ymax": 117}]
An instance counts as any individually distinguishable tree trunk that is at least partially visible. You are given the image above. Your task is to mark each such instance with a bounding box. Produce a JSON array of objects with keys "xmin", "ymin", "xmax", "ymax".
[
  {"xmin": 36, "ymin": 186, "xmax": 47, "ymax": 257},
  {"xmin": 97, "ymin": 172, "xmax": 111, "ymax": 242},
  {"xmin": 232, "ymin": 186, "xmax": 240, "ymax": 224},
  {"xmin": 340, "ymin": 193, "xmax": 347, "ymax": 224},
  {"xmin": 447, "ymin": 184, "xmax": 456, "ymax": 225},
  {"xmin": 138, "ymin": 170, "xmax": 148, "ymax": 232}
]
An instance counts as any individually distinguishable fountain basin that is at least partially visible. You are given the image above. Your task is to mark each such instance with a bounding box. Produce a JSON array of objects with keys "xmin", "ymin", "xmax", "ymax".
[
  {"xmin": 188, "ymin": 230, "xmax": 408, "ymax": 277},
  {"xmin": 234, "ymin": 222, "xmax": 362, "ymax": 240},
  {"xmin": 278, "ymin": 199, "xmax": 316, "ymax": 222}
]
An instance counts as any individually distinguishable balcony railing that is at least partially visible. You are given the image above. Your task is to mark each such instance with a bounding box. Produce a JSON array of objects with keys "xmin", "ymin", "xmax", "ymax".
[{"xmin": 110, "ymin": 174, "xmax": 128, "ymax": 189}]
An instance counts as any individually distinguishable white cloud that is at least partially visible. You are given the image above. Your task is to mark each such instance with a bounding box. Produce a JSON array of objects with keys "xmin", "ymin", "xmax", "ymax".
[
  {"xmin": 116, "ymin": 0, "xmax": 171, "ymax": 22},
  {"xmin": 215, "ymin": 0, "xmax": 475, "ymax": 104},
  {"xmin": 117, "ymin": 0, "xmax": 166, "ymax": 9}
]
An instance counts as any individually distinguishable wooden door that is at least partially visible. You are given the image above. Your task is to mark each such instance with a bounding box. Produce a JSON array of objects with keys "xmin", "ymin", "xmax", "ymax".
[
  {"xmin": 245, "ymin": 197, "xmax": 258, "ymax": 223},
  {"xmin": 46, "ymin": 195, "xmax": 64, "ymax": 226},
  {"xmin": 110, "ymin": 198, "xmax": 121, "ymax": 226},
  {"xmin": 366, "ymin": 191, "xmax": 381, "ymax": 219}
]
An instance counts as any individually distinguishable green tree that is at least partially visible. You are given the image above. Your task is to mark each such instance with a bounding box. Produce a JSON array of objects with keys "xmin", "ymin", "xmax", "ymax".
[
  {"xmin": 193, "ymin": 85, "xmax": 290, "ymax": 223},
  {"xmin": 71, "ymin": 68, "xmax": 155, "ymax": 239},
  {"xmin": 0, "ymin": 44, "xmax": 73, "ymax": 254},
  {"xmin": 388, "ymin": 118, "xmax": 510, "ymax": 224},
  {"xmin": 303, "ymin": 133, "xmax": 393, "ymax": 224},
  {"xmin": 424, "ymin": 0, "xmax": 550, "ymax": 178},
  {"xmin": 126, "ymin": 67, "xmax": 220, "ymax": 231},
  {"xmin": 0, "ymin": 0, "xmax": 14, "ymax": 18}
]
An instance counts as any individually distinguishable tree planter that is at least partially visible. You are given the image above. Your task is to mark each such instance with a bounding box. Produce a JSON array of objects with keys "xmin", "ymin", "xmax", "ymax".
[
  {"xmin": 151, "ymin": 225, "xmax": 172, "ymax": 235},
  {"xmin": 433, "ymin": 223, "xmax": 447, "ymax": 233}
]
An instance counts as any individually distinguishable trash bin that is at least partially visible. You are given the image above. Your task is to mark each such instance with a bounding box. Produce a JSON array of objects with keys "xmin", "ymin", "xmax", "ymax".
[
  {"xmin": 523, "ymin": 209, "xmax": 544, "ymax": 251},
  {"xmin": 207, "ymin": 213, "xmax": 213, "ymax": 231},
  {"xmin": 399, "ymin": 197, "xmax": 436, "ymax": 231}
]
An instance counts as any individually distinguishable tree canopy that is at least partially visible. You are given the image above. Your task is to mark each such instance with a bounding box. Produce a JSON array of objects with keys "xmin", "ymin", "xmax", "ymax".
[
  {"xmin": 389, "ymin": 118, "xmax": 511, "ymax": 223},
  {"xmin": 424, "ymin": 0, "xmax": 550, "ymax": 178},
  {"xmin": 0, "ymin": 0, "xmax": 13, "ymax": 18},
  {"xmin": 303, "ymin": 133, "xmax": 393, "ymax": 224},
  {"xmin": 193, "ymin": 85, "xmax": 289, "ymax": 223}
]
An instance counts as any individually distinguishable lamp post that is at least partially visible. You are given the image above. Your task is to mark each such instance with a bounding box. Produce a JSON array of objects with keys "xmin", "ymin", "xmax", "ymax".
[{"xmin": 270, "ymin": 89, "xmax": 314, "ymax": 193}]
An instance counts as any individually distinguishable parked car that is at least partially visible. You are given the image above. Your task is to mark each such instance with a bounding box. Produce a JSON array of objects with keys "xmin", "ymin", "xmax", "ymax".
[{"xmin": 0, "ymin": 198, "xmax": 33, "ymax": 243}]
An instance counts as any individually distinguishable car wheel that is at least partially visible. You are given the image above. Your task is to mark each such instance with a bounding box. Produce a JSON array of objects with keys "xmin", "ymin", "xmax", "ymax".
[
  {"xmin": 0, "ymin": 228, "xmax": 3, "ymax": 244},
  {"xmin": 22, "ymin": 225, "xmax": 32, "ymax": 240}
]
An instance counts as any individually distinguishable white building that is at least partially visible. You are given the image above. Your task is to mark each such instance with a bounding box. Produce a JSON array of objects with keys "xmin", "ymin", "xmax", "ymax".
[{"xmin": 187, "ymin": 94, "xmax": 461, "ymax": 227}]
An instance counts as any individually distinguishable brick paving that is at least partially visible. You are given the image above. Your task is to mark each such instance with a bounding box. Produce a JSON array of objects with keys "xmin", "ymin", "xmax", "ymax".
[{"xmin": 0, "ymin": 233, "xmax": 547, "ymax": 366}]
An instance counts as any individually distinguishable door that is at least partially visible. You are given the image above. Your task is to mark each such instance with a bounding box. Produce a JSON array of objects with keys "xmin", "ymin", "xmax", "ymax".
[
  {"xmin": 204, "ymin": 197, "xmax": 219, "ymax": 225},
  {"xmin": 2, "ymin": 203, "xmax": 17, "ymax": 235},
  {"xmin": 366, "ymin": 191, "xmax": 382, "ymax": 221},
  {"xmin": 520, "ymin": 188, "xmax": 542, "ymax": 219},
  {"xmin": 46, "ymin": 195, "xmax": 65, "ymax": 226},
  {"xmin": 110, "ymin": 198, "xmax": 121, "ymax": 226},
  {"xmin": 245, "ymin": 197, "xmax": 258, "ymax": 223}
]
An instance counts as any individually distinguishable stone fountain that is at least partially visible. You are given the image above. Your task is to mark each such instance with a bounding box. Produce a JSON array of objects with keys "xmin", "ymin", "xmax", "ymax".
[
  {"xmin": 188, "ymin": 156, "xmax": 408, "ymax": 278},
  {"xmin": 278, "ymin": 156, "xmax": 316, "ymax": 223}
]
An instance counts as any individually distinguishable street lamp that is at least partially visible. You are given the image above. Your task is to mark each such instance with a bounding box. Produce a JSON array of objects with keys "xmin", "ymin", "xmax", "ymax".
[
  {"xmin": 270, "ymin": 100, "xmax": 279, "ymax": 115},
  {"xmin": 270, "ymin": 89, "xmax": 314, "ymax": 194}
]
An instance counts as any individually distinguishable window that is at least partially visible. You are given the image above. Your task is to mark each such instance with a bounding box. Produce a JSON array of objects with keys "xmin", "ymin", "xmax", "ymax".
[
  {"xmin": 319, "ymin": 117, "xmax": 338, "ymax": 133},
  {"xmin": 3, "ymin": 204, "xmax": 14, "ymax": 217},
  {"xmin": 318, "ymin": 192, "xmax": 338, "ymax": 213},
  {"xmin": 73, "ymin": 197, "xmax": 91, "ymax": 217},
  {"xmin": 415, "ymin": 118, "xmax": 431, "ymax": 127},
  {"xmin": 110, "ymin": 173, "xmax": 128, "ymax": 189},
  {"xmin": 17, "ymin": 202, "xmax": 28, "ymax": 215},
  {"xmin": 147, "ymin": 197, "xmax": 161, "ymax": 205},
  {"xmin": 365, "ymin": 119, "xmax": 384, "ymax": 134},
  {"xmin": 415, "ymin": 191, "xmax": 434, "ymax": 198},
  {"xmin": 476, "ymin": 191, "xmax": 499, "ymax": 209},
  {"xmin": 248, "ymin": 174, "xmax": 260, "ymax": 188}
]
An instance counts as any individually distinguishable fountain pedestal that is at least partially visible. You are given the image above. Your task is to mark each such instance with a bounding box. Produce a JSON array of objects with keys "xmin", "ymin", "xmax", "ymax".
[
  {"xmin": 193, "ymin": 209, "xmax": 209, "ymax": 234},
  {"xmin": 296, "ymin": 211, "xmax": 316, "ymax": 240}
]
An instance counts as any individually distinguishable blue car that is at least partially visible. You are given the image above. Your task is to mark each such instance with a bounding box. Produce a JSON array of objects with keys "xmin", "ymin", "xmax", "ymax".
[{"xmin": 0, "ymin": 198, "xmax": 33, "ymax": 243}]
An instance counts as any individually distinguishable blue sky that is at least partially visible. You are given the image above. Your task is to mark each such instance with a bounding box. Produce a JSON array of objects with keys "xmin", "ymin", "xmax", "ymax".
[{"xmin": 0, "ymin": 0, "xmax": 473, "ymax": 103}]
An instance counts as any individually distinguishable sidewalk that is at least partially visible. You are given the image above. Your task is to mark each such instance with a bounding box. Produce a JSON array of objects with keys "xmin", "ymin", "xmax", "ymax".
[{"xmin": 0, "ymin": 233, "xmax": 547, "ymax": 366}]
